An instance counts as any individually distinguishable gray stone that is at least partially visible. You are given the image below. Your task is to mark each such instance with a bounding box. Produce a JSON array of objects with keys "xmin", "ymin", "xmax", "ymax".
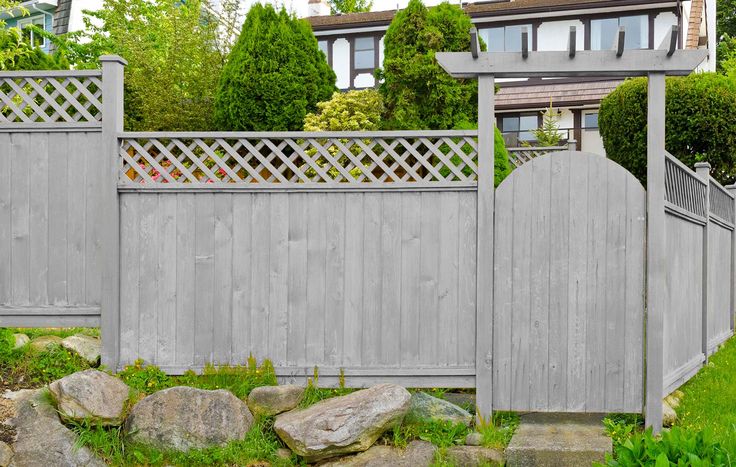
[
  {"xmin": 274, "ymin": 383, "xmax": 411, "ymax": 461},
  {"xmin": 0, "ymin": 441, "xmax": 11, "ymax": 467},
  {"xmin": 465, "ymin": 432, "xmax": 483, "ymax": 446},
  {"xmin": 28, "ymin": 336, "xmax": 63, "ymax": 352},
  {"xmin": 5, "ymin": 389, "xmax": 104, "ymax": 466},
  {"xmin": 442, "ymin": 393, "xmax": 476, "ymax": 413},
  {"xmin": 124, "ymin": 386, "xmax": 254, "ymax": 452},
  {"xmin": 663, "ymin": 400, "xmax": 677, "ymax": 427},
  {"xmin": 247, "ymin": 385, "xmax": 304, "ymax": 417},
  {"xmin": 664, "ymin": 390, "xmax": 684, "ymax": 410},
  {"xmin": 48, "ymin": 369, "xmax": 130, "ymax": 425},
  {"xmin": 12, "ymin": 334, "xmax": 29, "ymax": 350},
  {"xmin": 445, "ymin": 446, "xmax": 504, "ymax": 466},
  {"xmin": 505, "ymin": 413, "xmax": 611, "ymax": 467},
  {"xmin": 319, "ymin": 440, "xmax": 436, "ymax": 467},
  {"xmin": 275, "ymin": 447, "xmax": 292, "ymax": 460},
  {"xmin": 60, "ymin": 335, "xmax": 101, "ymax": 365},
  {"xmin": 404, "ymin": 392, "xmax": 472, "ymax": 426}
]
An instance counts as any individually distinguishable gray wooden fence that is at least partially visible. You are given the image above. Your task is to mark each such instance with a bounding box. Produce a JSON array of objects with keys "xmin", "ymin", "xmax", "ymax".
[{"xmin": 0, "ymin": 51, "xmax": 731, "ymax": 427}]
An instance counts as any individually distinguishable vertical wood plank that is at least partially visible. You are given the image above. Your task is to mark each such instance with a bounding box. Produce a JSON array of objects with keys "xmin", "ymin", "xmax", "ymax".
[
  {"xmin": 343, "ymin": 193, "xmax": 364, "ymax": 366},
  {"xmin": 157, "ymin": 194, "xmax": 177, "ymax": 367},
  {"xmin": 458, "ymin": 193, "xmax": 477, "ymax": 367},
  {"xmin": 28, "ymin": 133, "xmax": 49, "ymax": 305},
  {"xmin": 47, "ymin": 132, "xmax": 68, "ymax": 305},
  {"xmin": 66, "ymin": 132, "xmax": 86, "ymax": 305},
  {"xmin": 0, "ymin": 133, "xmax": 10, "ymax": 305},
  {"xmin": 438, "ymin": 192, "xmax": 459, "ymax": 365},
  {"xmin": 10, "ymin": 133, "xmax": 30, "ymax": 305},
  {"xmin": 381, "ymin": 193, "xmax": 402, "ymax": 366},
  {"xmin": 84, "ymin": 133, "xmax": 103, "ymax": 307},
  {"xmin": 194, "ymin": 194, "xmax": 215, "ymax": 366},
  {"xmin": 306, "ymin": 193, "xmax": 327, "ymax": 366},
  {"xmin": 493, "ymin": 175, "xmax": 514, "ymax": 409},
  {"xmin": 362, "ymin": 193, "xmax": 383, "ymax": 366},
  {"xmin": 250, "ymin": 194, "xmax": 270, "ymax": 362},
  {"xmin": 137, "ymin": 194, "xmax": 159, "ymax": 363},
  {"xmin": 176, "ymin": 193, "xmax": 196, "ymax": 367},
  {"xmin": 269, "ymin": 194, "xmax": 289, "ymax": 366},
  {"xmin": 287, "ymin": 194, "xmax": 308, "ymax": 367},
  {"xmin": 400, "ymin": 193, "xmax": 421, "ymax": 367},
  {"xmin": 324, "ymin": 194, "xmax": 346, "ymax": 367},
  {"xmin": 213, "ymin": 194, "xmax": 234, "ymax": 364},
  {"xmin": 419, "ymin": 192, "xmax": 440, "ymax": 366},
  {"xmin": 119, "ymin": 194, "xmax": 139, "ymax": 365},
  {"xmin": 232, "ymin": 194, "xmax": 253, "ymax": 364}
]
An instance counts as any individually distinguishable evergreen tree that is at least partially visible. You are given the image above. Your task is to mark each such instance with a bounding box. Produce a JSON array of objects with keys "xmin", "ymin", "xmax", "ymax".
[{"xmin": 215, "ymin": 4, "xmax": 336, "ymax": 131}]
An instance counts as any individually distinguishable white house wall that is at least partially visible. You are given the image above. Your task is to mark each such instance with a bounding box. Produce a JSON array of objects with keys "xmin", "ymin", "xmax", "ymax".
[
  {"xmin": 536, "ymin": 20, "xmax": 584, "ymax": 51},
  {"xmin": 333, "ymin": 38, "xmax": 351, "ymax": 89}
]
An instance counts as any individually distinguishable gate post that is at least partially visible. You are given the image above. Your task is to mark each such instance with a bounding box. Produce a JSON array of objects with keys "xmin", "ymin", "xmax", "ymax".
[
  {"xmin": 100, "ymin": 55, "xmax": 126, "ymax": 372},
  {"xmin": 475, "ymin": 74, "xmax": 495, "ymax": 422},
  {"xmin": 645, "ymin": 72, "xmax": 666, "ymax": 433}
]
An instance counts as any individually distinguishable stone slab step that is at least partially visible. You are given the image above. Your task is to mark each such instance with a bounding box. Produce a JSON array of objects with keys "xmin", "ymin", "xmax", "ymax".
[{"xmin": 505, "ymin": 413, "xmax": 612, "ymax": 467}]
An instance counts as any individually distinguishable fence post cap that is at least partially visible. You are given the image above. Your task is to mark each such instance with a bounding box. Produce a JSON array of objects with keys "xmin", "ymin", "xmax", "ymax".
[
  {"xmin": 99, "ymin": 55, "xmax": 128, "ymax": 66},
  {"xmin": 694, "ymin": 162, "xmax": 711, "ymax": 170},
  {"xmin": 725, "ymin": 183, "xmax": 736, "ymax": 191}
]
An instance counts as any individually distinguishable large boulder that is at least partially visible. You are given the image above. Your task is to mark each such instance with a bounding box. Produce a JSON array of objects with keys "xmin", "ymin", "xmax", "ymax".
[
  {"xmin": 48, "ymin": 369, "xmax": 130, "ymax": 425},
  {"xmin": 124, "ymin": 386, "xmax": 254, "ymax": 452},
  {"xmin": 274, "ymin": 383, "xmax": 411, "ymax": 461},
  {"xmin": 404, "ymin": 392, "xmax": 473, "ymax": 427},
  {"xmin": 319, "ymin": 440, "xmax": 436, "ymax": 467},
  {"xmin": 28, "ymin": 335, "xmax": 63, "ymax": 352},
  {"xmin": 61, "ymin": 335, "xmax": 101, "ymax": 365},
  {"xmin": 5, "ymin": 389, "xmax": 105, "ymax": 466},
  {"xmin": 247, "ymin": 385, "xmax": 304, "ymax": 417}
]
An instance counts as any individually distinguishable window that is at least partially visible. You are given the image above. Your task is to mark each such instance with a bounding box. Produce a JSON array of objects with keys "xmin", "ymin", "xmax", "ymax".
[
  {"xmin": 17, "ymin": 15, "xmax": 46, "ymax": 48},
  {"xmin": 479, "ymin": 24, "xmax": 532, "ymax": 52},
  {"xmin": 584, "ymin": 112, "xmax": 599, "ymax": 129},
  {"xmin": 318, "ymin": 40, "xmax": 329, "ymax": 64},
  {"xmin": 353, "ymin": 37, "xmax": 375, "ymax": 70},
  {"xmin": 590, "ymin": 15, "xmax": 648, "ymax": 50},
  {"xmin": 499, "ymin": 113, "xmax": 538, "ymax": 142}
]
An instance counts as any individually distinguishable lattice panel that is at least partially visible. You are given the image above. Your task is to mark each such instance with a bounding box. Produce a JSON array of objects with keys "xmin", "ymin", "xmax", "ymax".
[
  {"xmin": 664, "ymin": 155, "xmax": 707, "ymax": 218},
  {"xmin": 119, "ymin": 135, "xmax": 479, "ymax": 185},
  {"xmin": 507, "ymin": 147, "xmax": 567, "ymax": 168},
  {"xmin": 709, "ymin": 180, "xmax": 735, "ymax": 225},
  {"xmin": 0, "ymin": 75, "xmax": 103, "ymax": 124}
]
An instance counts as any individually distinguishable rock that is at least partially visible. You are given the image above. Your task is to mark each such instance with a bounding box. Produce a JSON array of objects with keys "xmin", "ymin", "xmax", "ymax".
[
  {"xmin": 28, "ymin": 335, "xmax": 63, "ymax": 352},
  {"xmin": 445, "ymin": 446, "xmax": 504, "ymax": 466},
  {"xmin": 274, "ymin": 383, "xmax": 411, "ymax": 461},
  {"xmin": 0, "ymin": 441, "xmax": 11, "ymax": 467},
  {"xmin": 48, "ymin": 369, "xmax": 130, "ymax": 425},
  {"xmin": 125, "ymin": 386, "xmax": 254, "ymax": 452},
  {"xmin": 664, "ymin": 389, "xmax": 684, "ymax": 411},
  {"xmin": 442, "ymin": 393, "xmax": 476, "ymax": 413},
  {"xmin": 5, "ymin": 389, "xmax": 105, "ymax": 466},
  {"xmin": 404, "ymin": 392, "xmax": 472, "ymax": 427},
  {"xmin": 465, "ymin": 432, "xmax": 483, "ymax": 446},
  {"xmin": 247, "ymin": 385, "xmax": 304, "ymax": 417},
  {"xmin": 12, "ymin": 334, "xmax": 29, "ymax": 350},
  {"xmin": 319, "ymin": 440, "xmax": 436, "ymax": 467},
  {"xmin": 61, "ymin": 335, "xmax": 101, "ymax": 365},
  {"xmin": 663, "ymin": 399, "xmax": 677, "ymax": 427}
]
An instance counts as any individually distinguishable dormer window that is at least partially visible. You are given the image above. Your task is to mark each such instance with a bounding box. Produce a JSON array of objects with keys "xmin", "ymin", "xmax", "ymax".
[{"xmin": 590, "ymin": 15, "xmax": 648, "ymax": 50}]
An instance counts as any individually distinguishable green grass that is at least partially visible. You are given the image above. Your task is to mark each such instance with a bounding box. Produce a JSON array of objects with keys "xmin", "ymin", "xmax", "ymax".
[
  {"xmin": 476, "ymin": 411, "xmax": 520, "ymax": 450},
  {"xmin": 676, "ymin": 337, "xmax": 736, "ymax": 444},
  {"xmin": 14, "ymin": 327, "xmax": 100, "ymax": 339}
]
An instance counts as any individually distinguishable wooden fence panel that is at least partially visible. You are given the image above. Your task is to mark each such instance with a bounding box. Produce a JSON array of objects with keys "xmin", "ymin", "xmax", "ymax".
[
  {"xmin": 492, "ymin": 151, "xmax": 645, "ymax": 413},
  {"xmin": 707, "ymin": 221, "xmax": 733, "ymax": 353},
  {"xmin": 118, "ymin": 190, "xmax": 477, "ymax": 386},
  {"xmin": 0, "ymin": 131, "xmax": 104, "ymax": 327}
]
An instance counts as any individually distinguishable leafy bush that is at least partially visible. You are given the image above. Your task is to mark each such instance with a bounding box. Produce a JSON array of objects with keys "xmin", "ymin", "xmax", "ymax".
[
  {"xmin": 117, "ymin": 359, "xmax": 174, "ymax": 394},
  {"xmin": 599, "ymin": 73, "xmax": 736, "ymax": 185},
  {"xmin": 378, "ymin": 0, "xmax": 477, "ymax": 130},
  {"xmin": 304, "ymin": 89, "xmax": 383, "ymax": 132},
  {"xmin": 0, "ymin": 27, "xmax": 69, "ymax": 71},
  {"xmin": 215, "ymin": 4, "xmax": 336, "ymax": 131}
]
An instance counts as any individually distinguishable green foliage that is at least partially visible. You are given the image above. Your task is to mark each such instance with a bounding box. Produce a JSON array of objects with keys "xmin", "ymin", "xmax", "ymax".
[
  {"xmin": 598, "ymin": 427, "xmax": 734, "ymax": 466},
  {"xmin": 718, "ymin": 0, "xmax": 736, "ymax": 39},
  {"xmin": 386, "ymin": 419, "xmax": 469, "ymax": 451},
  {"xmin": 304, "ymin": 89, "xmax": 383, "ymax": 131},
  {"xmin": 0, "ymin": 27, "xmax": 69, "ymax": 71},
  {"xmin": 493, "ymin": 125, "xmax": 512, "ymax": 187},
  {"xmin": 717, "ymin": 34, "xmax": 736, "ymax": 74},
  {"xmin": 378, "ymin": 0, "xmax": 477, "ymax": 130},
  {"xmin": 328, "ymin": 0, "xmax": 373, "ymax": 14},
  {"xmin": 299, "ymin": 367, "xmax": 354, "ymax": 408},
  {"xmin": 599, "ymin": 73, "xmax": 736, "ymax": 185},
  {"xmin": 215, "ymin": 4, "xmax": 336, "ymax": 131},
  {"xmin": 117, "ymin": 359, "xmax": 174, "ymax": 394},
  {"xmin": 476, "ymin": 411, "xmax": 520, "ymax": 449},
  {"xmin": 603, "ymin": 413, "xmax": 644, "ymax": 448},
  {"xmin": 47, "ymin": 0, "xmax": 224, "ymax": 131},
  {"xmin": 530, "ymin": 102, "xmax": 562, "ymax": 147}
]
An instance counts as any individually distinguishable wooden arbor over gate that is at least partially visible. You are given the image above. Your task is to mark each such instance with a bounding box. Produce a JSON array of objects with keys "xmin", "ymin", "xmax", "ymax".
[{"xmin": 435, "ymin": 26, "xmax": 707, "ymax": 432}]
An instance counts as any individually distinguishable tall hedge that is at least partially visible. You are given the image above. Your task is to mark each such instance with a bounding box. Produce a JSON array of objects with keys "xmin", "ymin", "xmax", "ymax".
[
  {"xmin": 599, "ymin": 73, "xmax": 736, "ymax": 185},
  {"xmin": 215, "ymin": 4, "xmax": 336, "ymax": 131},
  {"xmin": 378, "ymin": 0, "xmax": 477, "ymax": 130}
]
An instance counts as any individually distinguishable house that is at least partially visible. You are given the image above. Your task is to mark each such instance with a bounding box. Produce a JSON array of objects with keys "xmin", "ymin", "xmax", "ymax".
[
  {"xmin": 306, "ymin": 0, "xmax": 716, "ymax": 155},
  {"xmin": 1, "ymin": 0, "xmax": 102, "ymax": 53}
]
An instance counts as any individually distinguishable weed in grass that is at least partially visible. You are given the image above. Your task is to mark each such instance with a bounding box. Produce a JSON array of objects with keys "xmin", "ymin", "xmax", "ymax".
[
  {"xmin": 117, "ymin": 359, "xmax": 174, "ymax": 394},
  {"xmin": 414, "ymin": 419, "xmax": 470, "ymax": 449},
  {"xmin": 602, "ymin": 414, "xmax": 643, "ymax": 449},
  {"xmin": 475, "ymin": 411, "xmax": 519, "ymax": 449},
  {"xmin": 299, "ymin": 367, "xmax": 353, "ymax": 408}
]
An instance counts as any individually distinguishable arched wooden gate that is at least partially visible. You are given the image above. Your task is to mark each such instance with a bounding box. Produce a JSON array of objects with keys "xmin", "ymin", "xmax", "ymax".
[{"xmin": 492, "ymin": 151, "xmax": 646, "ymax": 413}]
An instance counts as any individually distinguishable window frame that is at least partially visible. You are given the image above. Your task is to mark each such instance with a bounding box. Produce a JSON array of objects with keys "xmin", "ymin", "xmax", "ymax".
[
  {"xmin": 352, "ymin": 36, "xmax": 377, "ymax": 73},
  {"xmin": 478, "ymin": 23, "xmax": 535, "ymax": 53},
  {"xmin": 585, "ymin": 13, "xmax": 653, "ymax": 51},
  {"xmin": 17, "ymin": 15, "xmax": 47, "ymax": 48},
  {"xmin": 498, "ymin": 111, "xmax": 542, "ymax": 143}
]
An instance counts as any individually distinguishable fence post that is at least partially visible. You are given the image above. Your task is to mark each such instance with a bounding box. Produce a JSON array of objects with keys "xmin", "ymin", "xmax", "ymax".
[
  {"xmin": 728, "ymin": 184, "xmax": 736, "ymax": 335},
  {"xmin": 567, "ymin": 139, "xmax": 577, "ymax": 151},
  {"xmin": 645, "ymin": 72, "xmax": 666, "ymax": 433},
  {"xmin": 695, "ymin": 162, "xmax": 711, "ymax": 360},
  {"xmin": 99, "ymin": 55, "xmax": 126, "ymax": 372},
  {"xmin": 475, "ymin": 74, "xmax": 495, "ymax": 423}
]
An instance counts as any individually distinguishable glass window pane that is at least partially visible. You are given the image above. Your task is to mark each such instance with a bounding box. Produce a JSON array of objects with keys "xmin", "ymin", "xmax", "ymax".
[
  {"xmin": 501, "ymin": 116, "xmax": 519, "ymax": 132},
  {"xmin": 318, "ymin": 40, "xmax": 328, "ymax": 57},
  {"xmin": 584, "ymin": 112, "xmax": 599, "ymax": 129},
  {"xmin": 480, "ymin": 27, "xmax": 505, "ymax": 52},
  {"xmin": 620, "ymin": 15, "xmax": 648, "ymax": 49},
  {"xmin": 504, "ymin": 25, "xmax": 530, "ymax": 53},
  {"xmin": 591, "ymin": 18, "xmax": 618, "ymax": 50},
  {"xmin": 355, "ymin": 36, "xmax": 374, "ymax": 52},
  {"xmin": 354, "ymin": 49, "xmax": 374, "ymax": 69},
  {"xmin": 519, "ymin": 115, "xmax": 537, "ymax": 131}
]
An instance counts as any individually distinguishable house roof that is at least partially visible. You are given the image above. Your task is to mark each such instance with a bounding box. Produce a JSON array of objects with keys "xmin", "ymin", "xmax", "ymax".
[
  {"xmin": 495, "ymin": 79, "xmax": 623, "ymax": 109},
  {"xmin": 307, "ymin": 0, "xmax": 670, "ymax": 31}
]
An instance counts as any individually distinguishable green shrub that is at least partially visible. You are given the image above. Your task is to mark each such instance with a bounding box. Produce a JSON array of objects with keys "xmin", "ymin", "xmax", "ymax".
[
  {"xmin": 304, "ymin": 89, "xmax": 383, "ymax": 132},
  {"xmin": 117, "ymin": 359, "xmax": 174, "ymax": 394},
  {"xmin": 215, "ymin": 4, "xmax": 336, "ymax": 131},
  {"xmin": 378, "ymin": 0, "xmax": 477, "ymax": 130},
  {"xmin": 598, "ymin": 73, "xmax": 736, "ymax": 185}
]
